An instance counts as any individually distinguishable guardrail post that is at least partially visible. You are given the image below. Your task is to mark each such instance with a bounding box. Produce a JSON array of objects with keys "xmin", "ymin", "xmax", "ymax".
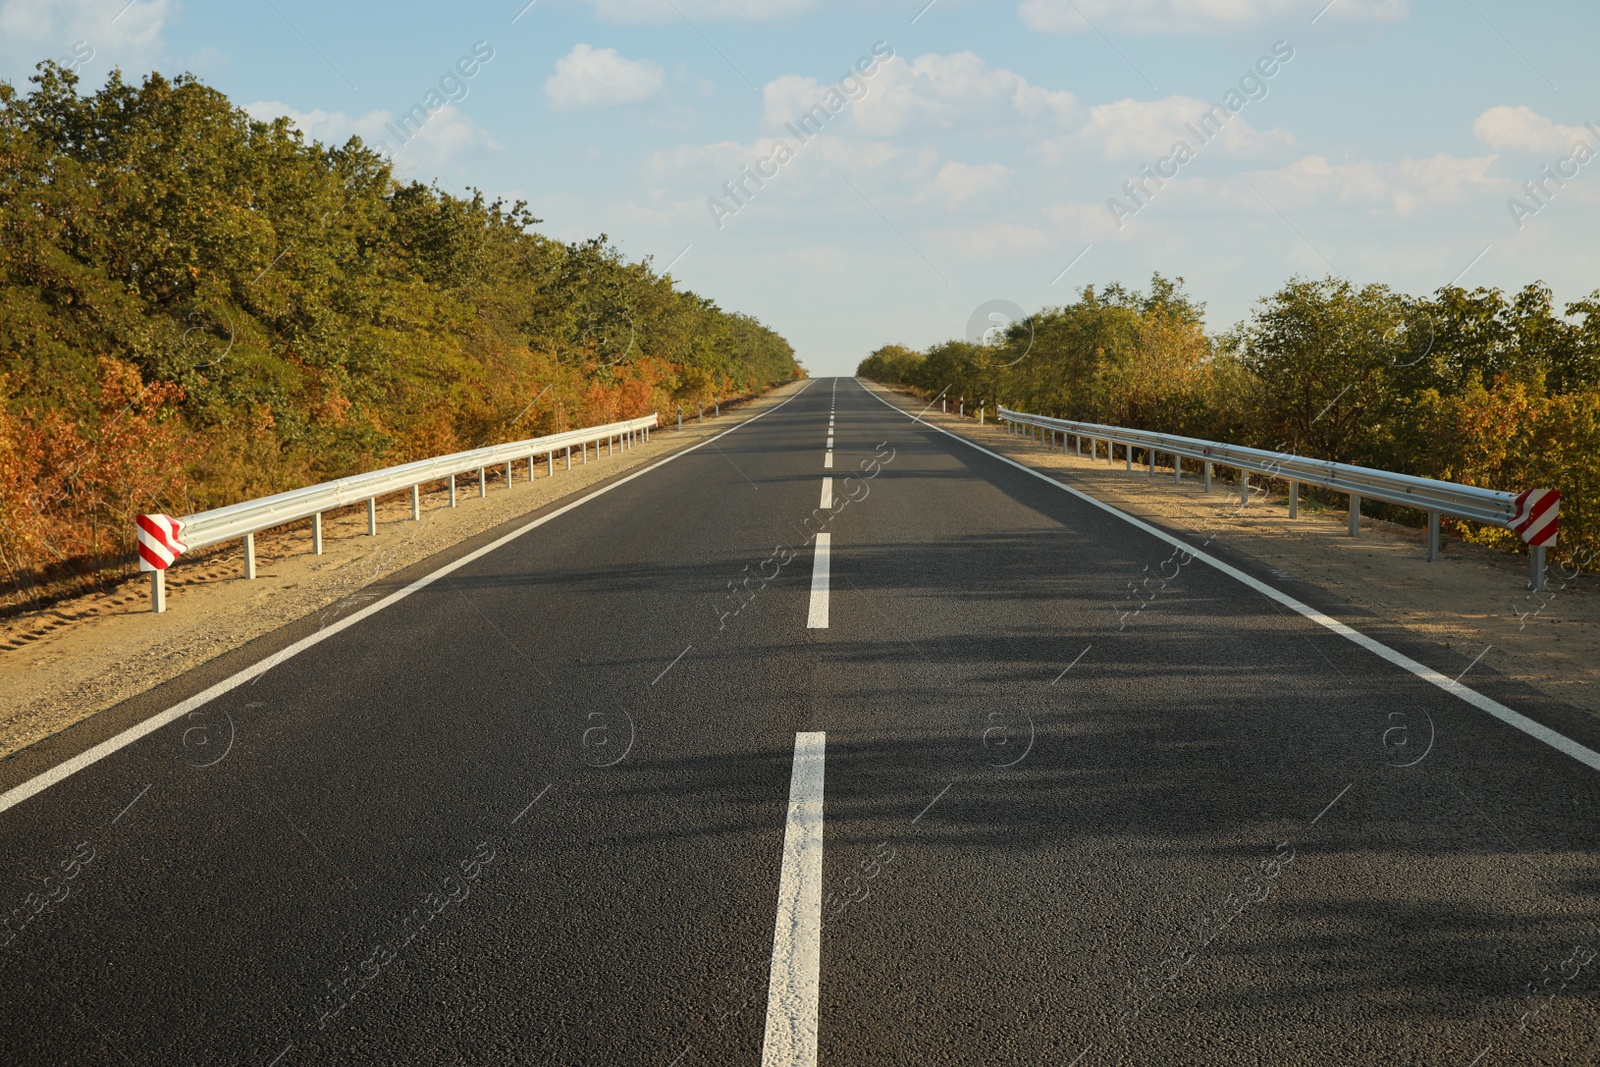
[
  {"xmin": 677, "ymin": 405, "xmax": 683, "ymax": 430},
  {"xmin": 1239, "ymin": 473, "xmax": 1248, "ymax": 506},
  {"xmin": 1124, "ymin": 444, "xmax": 1131, "ymax": 472},
  {"xmin": 1204, "ymin": 461, "xmax": 1213, "ymax": 492},
  {"xmin": 244, "ymin": 533, "xmax": 257, "ymax": 579},
  {"xmin": 479, "ymin": 468, "xmax": 487, "ymax": 497},
  {"xmin": 151, "ymin": 570, "xmax": 165, "ymax": 614},
  {"xmin": 546, "ymin": 451, "xmax": 553, "ymax": 477},
  {"xmin": 505, "ymin": 460, "xmax": 513, "ymax": 486},
  {"xmin": 942, "ymin": 398, "xmax": 947, "ymax": 413},
  {"xmin": 1148, "ymin": 449, "xmax": 1156, "ymax": 476},
  {"xmin": 645, "ymin": 425, "xmax": 650, "ymax": 443},
  {"xmin": 566, "ymin": 446, "xmax": 572, "ymax": 471},
  {"xmin": 608, "ymin": 435, "xmax": 614, "ymax": 457},
  {"xmin": 1426, "ymin": 510, "xmax": 1440, "ymax": 561},
  {"xmin": 367, "ymin": 498, "xmax": 377, "ymax": 536},
  {"xmin": 1174, "ymin": 458, "xmax": 1182, "ymax": 485},
  {"xmin": 958, "ymin": 401, "xmax": 964, "ymax": 417},
  {"xmin": 450, "ymin": 476, "xmax": 457, "ymax": 508},
  {"xmin": 312, "ymin": 512, "xmax": 323, "ymax": 554},
  {"xmin": 1530, "ymin": 546, "xmax": 1547, "ymax": 592},
  {"xmin": 1288, "ymin": 481, "xmax": 1298, "ymax": 518},
  {"xmin": 715, "ymin": 402, "xmax": 720, "ymax": 417},
  {"xmin": 1348, "ymin": 494, "xmax": 1361, "ymax": 536},
  {"xmin": 411, "ymin": 485, "xmax": 421, "ymax": 520}
]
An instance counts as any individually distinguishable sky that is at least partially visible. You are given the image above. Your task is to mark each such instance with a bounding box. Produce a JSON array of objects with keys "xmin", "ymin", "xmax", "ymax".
[{"xmin": 2, "ymin": 0, "xmax": 1598, "ymax": 377}]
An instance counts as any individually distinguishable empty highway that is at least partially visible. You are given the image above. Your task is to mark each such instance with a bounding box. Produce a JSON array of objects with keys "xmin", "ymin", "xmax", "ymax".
[{"xmin": 1, "ymin": 377, "xmax": 1597, "ymax": 1065}]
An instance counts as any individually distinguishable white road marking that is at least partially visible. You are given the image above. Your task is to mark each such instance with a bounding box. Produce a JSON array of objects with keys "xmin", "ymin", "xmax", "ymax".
[
  {"xmin": 825, "ymin": 437, "xmax": 833, "ymax": 449},
  {"xmin": 807, "ymin": 534, "xmax": 830, "ymax": 629},
  {"xmin": 862, "ymin": 382, "xmax": 1600, "ymax": 775},
  {"xmin": 819, "ymin": 478, "xmax": 833, "ymax": 510},
  {"xmin": 823, "ymin": 451, "xmax": 833, "ymax": 469},
  {"xmin": 0, "ymin": 384, "xmax": 820, "ymax": 817},
  {"xmin": 761, "ymin": 731, "xmax": 826, "ymax": 1067}
]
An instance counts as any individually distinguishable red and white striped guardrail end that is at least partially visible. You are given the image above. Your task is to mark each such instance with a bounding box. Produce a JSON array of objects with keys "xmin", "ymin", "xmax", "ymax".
[
  {"xmin": 136, "ymin": 514, "xmax": 188, "ymax": 571},
  {"xmin": 1511, "ymin": 489, "xmax": 1559, "ymax": 546}
]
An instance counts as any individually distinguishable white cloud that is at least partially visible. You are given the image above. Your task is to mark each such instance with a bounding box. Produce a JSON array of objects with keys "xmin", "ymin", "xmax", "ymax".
[
  {"xmin": 1230, "ymin": 153, "xmax": 1500, "ymax": 215},
  {"xmin": 762, "ymin": 73, "xmax": 838, "ymax": 129},
  {"xmin": 1018, "ymin": 0, "xmax": 1406, "ymax": 34},
  {"xmin": 647, "ymin": 137, "xmax": 783, "ymax": 179},
  {"xmin": 928, "ymin": 222, "xmax": 1054, "ymax": 260},
  {"xmin": 244, "ymin": 101, "xmax": 499, "ymax": 174},
  {"xmin": 1044, "ymin": 200, "xmax": 1130, "ymax": 243},
  {"xmin": 1474, "ymin": 105, "xmax": 1598, "ymax": 155},
  {"xmin": 244, "ymin": 101, "xmax": 383, "ymax": 146},
  {"xmin": 545, "ymin": 44, "xmax": 664, "ymax": 111},
  {"xmin": 1047, "ymin": 151, "xmax": 1502, "ymax": 248},
  {"xmin": 1037, "ymin": 95, "xmax": 1294, "ymax": 164},
  {"xmin": 846, "ymin": 51, "xmax": 1077, "ymax": 136},
  {"xmin": 577, "ymin": 0, "xmax": 814, "ymax": 23},
  {"xmin": 0, "ymin": 0, "xmax": 169, "ymax": 48},
  {"xmin": 930, "ymin": 161, "xmax": 1012, "ymax": 207},
  {"xmin": 0, "ymin": 0, "xmax": 171, "ymax": 72}
]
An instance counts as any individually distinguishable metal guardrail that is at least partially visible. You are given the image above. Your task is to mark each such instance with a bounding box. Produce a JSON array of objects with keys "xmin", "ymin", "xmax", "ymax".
[
  {"xmin": 997, "ymin": 406, "xmax": 1559, "ymax": 591},
  {"xmin": 140, "ymin": 414, "xmax": 659, "ymax": 612}
]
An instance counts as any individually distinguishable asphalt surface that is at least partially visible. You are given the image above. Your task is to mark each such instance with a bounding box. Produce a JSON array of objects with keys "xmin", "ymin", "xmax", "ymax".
[{"xmin": 1, "ymin": 376, "xmax": 1598, "ymax": 1066}]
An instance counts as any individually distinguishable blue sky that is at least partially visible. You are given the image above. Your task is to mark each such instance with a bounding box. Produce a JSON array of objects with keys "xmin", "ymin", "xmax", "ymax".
[{"xmin": 3, "ymin": 0, "xmax": 1598, "ymax": 376}]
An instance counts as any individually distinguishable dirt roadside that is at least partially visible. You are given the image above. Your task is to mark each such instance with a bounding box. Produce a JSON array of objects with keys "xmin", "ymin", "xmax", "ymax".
[
  {"xmin": 866, "ymin": 381, "xmax": 1600, "ymax": 721},
  {"xmin": 0, "ymin": 382, "xmax": 811, "ymax": 760}
]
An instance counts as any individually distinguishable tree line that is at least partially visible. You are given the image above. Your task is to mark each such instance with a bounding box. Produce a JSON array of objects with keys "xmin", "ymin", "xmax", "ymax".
[
  {"xmin": 0, "ymin": 63, "xmax": 803, "ymax": 607},
  {"xmin": 859, "ymin": 273, "xmax": 1600, "ymax": 565}
]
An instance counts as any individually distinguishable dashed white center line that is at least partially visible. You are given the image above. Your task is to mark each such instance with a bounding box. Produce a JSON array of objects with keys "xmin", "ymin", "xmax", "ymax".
[
  {"xmin": 823, "ymin": 451, "xmax": 833, "ymax": 469},
  {"xmin": 819, "ymin": 477, "xmax": 833, "ymax": 510},
  {"xmin": 825, "ymin": 437, "xmax": 833, "ymax": 449},
  {"xmin": 806, "ymin": 534, "xmax": 830, "ymax": 629},
  {"xmin": 761, "ymin": 731, "xmax": 826, "ymax": 1067}
]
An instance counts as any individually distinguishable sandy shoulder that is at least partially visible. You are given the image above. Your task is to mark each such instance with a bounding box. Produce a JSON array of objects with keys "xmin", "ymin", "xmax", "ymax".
[
  {"xmin": 866, "ymin": 382, "xmax": 1600, "ymax": 721},
  {"xmin": 0, "ymin": 384, "xmax": 810, "ymax": 760}
]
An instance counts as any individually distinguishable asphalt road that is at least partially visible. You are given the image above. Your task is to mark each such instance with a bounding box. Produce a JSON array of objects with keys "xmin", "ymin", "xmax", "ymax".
[{"xmin": 1, "ymin": 376, "xmax": 1598, "ymax": 1066}]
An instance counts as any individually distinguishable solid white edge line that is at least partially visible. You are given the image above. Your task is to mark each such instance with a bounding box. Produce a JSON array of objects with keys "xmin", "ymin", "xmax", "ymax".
[
  {"xmin": 807, "ymin": 533, "xmax": 830, "ymax": 629},
  {"xmin": 0, "ymin": 381, "xmax": 821, "ymax": 817},
  {"xmin": 819, "ymin": 477, "xmax": 833, "ymax": 511},
  {"xmin": 761, "ymin": 730, "xmax": 826, "ymax": 1067},
  {"xmin": 860, "ymin": 381, "xmax": 1600, "ymax": 774}
]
